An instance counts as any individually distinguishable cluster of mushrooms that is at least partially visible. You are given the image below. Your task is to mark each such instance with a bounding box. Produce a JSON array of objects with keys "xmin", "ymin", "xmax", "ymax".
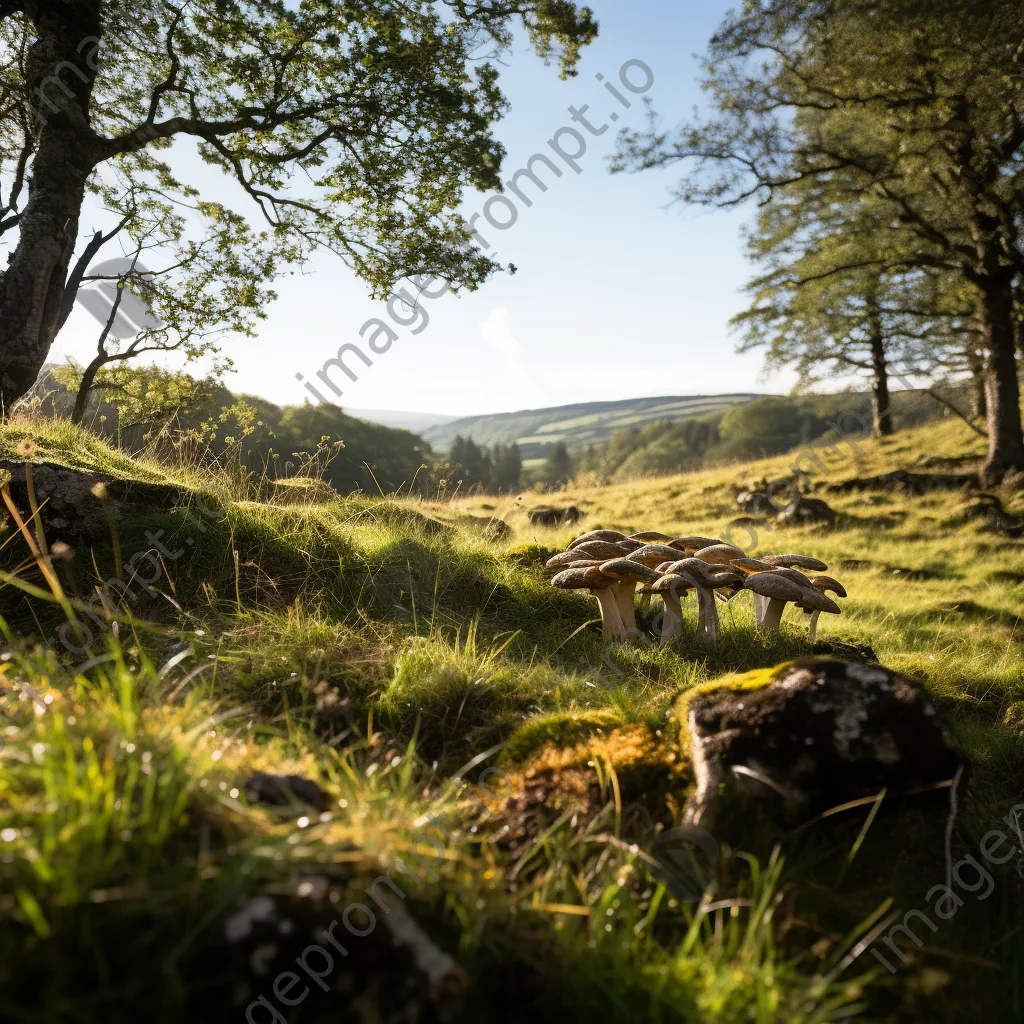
[{"xmin": 547, "ymin": 530, "xmax": 846, "ymax": 646}]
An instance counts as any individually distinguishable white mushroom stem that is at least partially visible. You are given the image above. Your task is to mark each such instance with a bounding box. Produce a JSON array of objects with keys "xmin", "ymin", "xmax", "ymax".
[
  {"xmin": 612, "ymin": 581, "xmax": 639, "ymax": 637},
  {"xmin": 753, "ymin": 592, "xmax": 768, "ymax": 626},
  {"xmin": 659, "ymin": 591, "xmax": 683, "ymax": 644},
  {"xmin": 760, "ymin": 597, "xmax": 789, "ymax": 631},
  {"xmin": 807, "ymin": 609, "xmax": 821, "ymax": 643},
  {"xmin": 695, "ymin": 586, "xmax": 722, "ymax": 646},
  {"xmin": 593, "ymin": 588, "xmax": 626, "ymax": 640}
]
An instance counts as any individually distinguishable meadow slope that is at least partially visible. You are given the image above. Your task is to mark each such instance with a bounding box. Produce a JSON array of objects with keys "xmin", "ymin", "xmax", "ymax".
[{"xmin": 1, "ymin": 413, "xmax": 1022, "ymax": 1023}]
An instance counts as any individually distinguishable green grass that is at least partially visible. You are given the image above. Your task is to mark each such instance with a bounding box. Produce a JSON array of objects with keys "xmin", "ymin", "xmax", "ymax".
[{"xmin": 2, "ymin": 412, "xmax": 1023, "ymax": 1022}]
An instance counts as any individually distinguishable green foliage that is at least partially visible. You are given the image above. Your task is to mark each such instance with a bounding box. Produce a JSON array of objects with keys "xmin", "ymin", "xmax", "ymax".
[
  {"xmin": 542, "ymin": 440, "xmax": 574, "ymax": 487},
  {"xmin": 0, "ymin": 0, "xmax": 598, "ymax": 409},
  {"xmin": 706, "ymin": 398, "xmax": 829, "ymax": 462},
  {"xmin": 61, "ymin": 185, "xmax": 280, "ymax": 421},
  {"xmin": 581, "ymin": 418, "xmax": 721, "ymax": 480},
  {"xmin": 274, "ymin": 404, "xmax": 429, "ymax": 495},
  {"xmin": 30, "ymin": 369, "xmax": 432, "ymax": 495},
  {"xmin": 53, "ymin": 363, "xmax": 219, "ymax": 430},
  {"xmin": 578, "ymin": 402, "xmax": 835, "ymax": 480}
]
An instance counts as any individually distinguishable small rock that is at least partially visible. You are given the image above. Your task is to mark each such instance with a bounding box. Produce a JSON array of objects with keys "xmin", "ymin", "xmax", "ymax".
[
  {"xmin": 528, "ymin": 505, "xmax": 583, "ymax": 527},
  {"xmin": 242, "ymin": 771, "xmax": 327, "ymax": 812},
  {"xmin": 475, "ymin": 516, "xmax": 513, "ymax": 541},
  {"xmin": 809, "ymin": 639, "xmax": 878, "ymax": 663},
  {"xmin": 735, "ymin": 490, "xmax": 779, "ymax": 516},
  {"xmin": 1004, "ymin": 702, "xmax": 1024, "ymax": 736},
  {"xmin": 777, "ymin": 495, "xmax": 837, "ymax": 526},
  {"xmin": 681, "ymin": 658, "xmax": 964, "ymax": 828}
]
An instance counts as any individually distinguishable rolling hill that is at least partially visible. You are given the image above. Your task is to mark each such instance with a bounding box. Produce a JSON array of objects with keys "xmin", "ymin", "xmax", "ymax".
[
  {"xmin": 421, "ymin": 393, "xmax": 768, "ymax": 458},
  {"xmin": 344, "ymin": 408, "xmax": 459, "ymax": 432}
]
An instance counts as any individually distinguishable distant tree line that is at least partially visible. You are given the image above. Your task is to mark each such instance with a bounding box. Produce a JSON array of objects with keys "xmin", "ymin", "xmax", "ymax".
[
  {"xmin": 575, "ymin": 391, "xmax": 955, "ymax": 483},
  {"xmin": 577, "ymin": 399, "xmax": 827, "ymax": 481},
  {"xmin": 446, "ymin": 435, "xmax": 523, "ymax": 493}
]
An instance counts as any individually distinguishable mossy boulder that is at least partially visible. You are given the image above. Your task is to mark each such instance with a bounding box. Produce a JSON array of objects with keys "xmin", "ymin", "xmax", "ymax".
[
  {"xmin": 676, "ymin": 657, "xmax": 965, "ymax": 830},
  {"xmin": 1, "ymin": 459, "xmax": 193, "ymax": 546},
  {"xmin": 501, "ymin": 709, "xmax": 625, "ymax": 764}
]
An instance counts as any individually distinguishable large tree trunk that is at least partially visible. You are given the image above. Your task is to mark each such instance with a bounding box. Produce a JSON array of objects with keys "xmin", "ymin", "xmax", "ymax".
[
  {"xmin": 978, "ymin": 277, "xmax": 1024, "ymax": 484},
  {"xmin": 868, "ymin": 327, "xmax": 893, "ymax": 436},
  {"xmin": 0, "ymin": 3, "xmax": 102, "ymax": 414}
]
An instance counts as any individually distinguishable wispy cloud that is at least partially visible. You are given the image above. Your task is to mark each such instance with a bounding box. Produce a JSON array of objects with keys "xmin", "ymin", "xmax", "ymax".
[{"xmin": 478, "ymin": 307, "xmax": 555, "ymax": 404}]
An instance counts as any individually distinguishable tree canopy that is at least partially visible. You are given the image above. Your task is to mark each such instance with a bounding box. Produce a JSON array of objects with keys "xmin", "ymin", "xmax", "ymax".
[{"xmin": 0, "ymin": 0, "xmax": 597, "ymax": 410}]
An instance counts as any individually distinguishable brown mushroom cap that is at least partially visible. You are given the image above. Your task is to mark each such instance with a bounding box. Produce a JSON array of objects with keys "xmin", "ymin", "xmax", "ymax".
[
  {"xmin": 628, "ymin": 543, "xmax": 684, "ymax": 566},
  {"xmin": 809, "ymin": 575, "xmax": 847, "ymax": 598},
  {"xmin": 551, "ymin": 566, "xmax": 615, "ymax": 591},
  {"xmin": 668, "ymin": 535, "xmax": 723, "ymax": 552},
  {"xmin": 694, "ymin": 543, "xmax": 746, "ymax": 565},
  {"xmin": 598, "ymin": 559, "xmax": 662, "ymax": 584},
  {"xmin": 654, "ymin": 561, "xmax": 677, "ymax": 573},
  {"xmin": 662, "ymin": 557, "xmax": 718, "ymax": 585},
  {"xmin": 546, "ymin": 550, "xmax": 578, "ymax": 569},
  {"xmin": 615, "ymin": 538, "xmax": 645, "ymax": 552},
  {"xmin": 546, "ymin": 550, "xmax": 606, "ymax": 569},
  {"xmin": 795, "ymin": 588, "xmax": 842, "ymax": 614},
  {"xmin": 572, "ymin": 539, "xmax": 637, "ymax": 561},
  {"xmin": 741, "ymin": 572, "xmax": 810, "ymax": 601},
  {"xmin": 567, "ymin": 529, "xmax": 627, "ymax": 549},
  {"xmin": 771, "ymin": 567, "xmax": 814, "ymax": 587},
  {"xmin": 763, "ymin": 553, "xmax": 828, "ymax": 571},
  {"xmin": 629, "ymin": 531, "xmax": 675, "ymax": 543},
  {"xmin": 730, "ymin": 557, "xmax": 776, "ymax": 575},
  {"xmin": 648, "ymin": 573, "xmax": 692, "ymax": 594}
]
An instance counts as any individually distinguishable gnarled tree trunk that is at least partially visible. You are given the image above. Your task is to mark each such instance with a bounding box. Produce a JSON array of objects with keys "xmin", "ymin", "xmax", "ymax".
[
  {"xmin": 0, "ymin": 2, "xmax": 102, "ymax": 414},
  {"xmin": 868, "ymin": 326, "xmax": 893, "ymax": 437},
  {"xmin": 978, "ymin": 276, "xmax": 1024, "ymax": 484}
]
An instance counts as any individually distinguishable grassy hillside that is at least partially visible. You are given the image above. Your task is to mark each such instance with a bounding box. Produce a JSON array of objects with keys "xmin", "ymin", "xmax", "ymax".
[
  {"xmin": 1, "ymin": 413, "xmax": 1023, "ymax": 1023},
  {"xmin": 422, "ymin": 393, "xmax": 765, "ymax": 457},
  {"xmin": 30, "ymin": 365, "xmax": 435, "ymax": 494}
]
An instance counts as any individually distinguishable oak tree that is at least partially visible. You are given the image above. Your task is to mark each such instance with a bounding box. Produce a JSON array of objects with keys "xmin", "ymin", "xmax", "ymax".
[{"xmin": 0, "ymin": 0, "xmax": 596, "ymax": 411}]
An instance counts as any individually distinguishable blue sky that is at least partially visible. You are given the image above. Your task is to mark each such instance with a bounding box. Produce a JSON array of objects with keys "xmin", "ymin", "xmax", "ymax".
[{"xmin": 52, "ymin": 0, "xmax": 799, "ymax": 418}]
